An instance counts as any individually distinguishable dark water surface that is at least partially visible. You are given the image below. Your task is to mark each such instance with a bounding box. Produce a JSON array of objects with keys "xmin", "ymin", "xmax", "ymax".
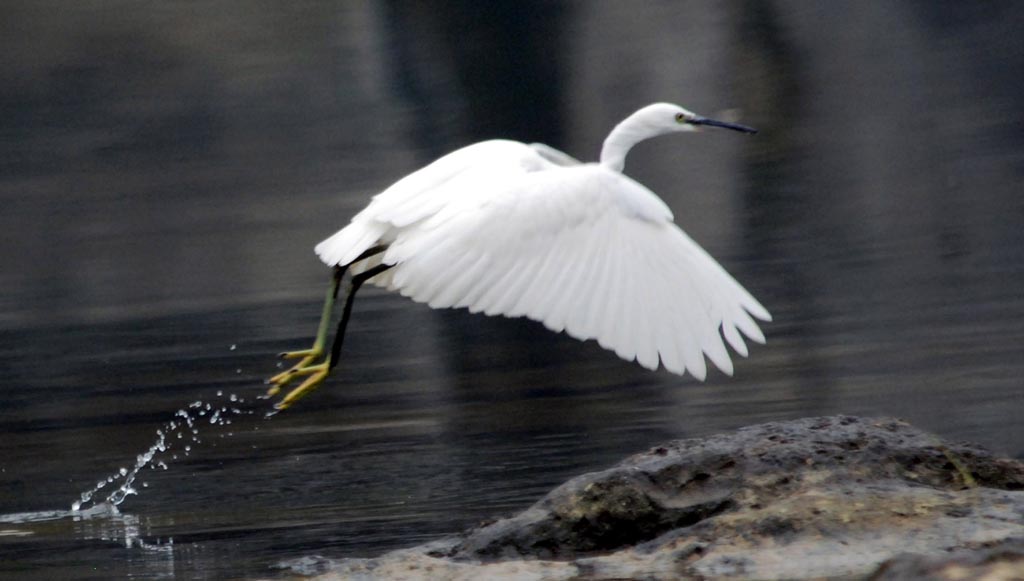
[{"xmin": 2, "ymin": 2, "xmax": 1023, "ymax": 579}]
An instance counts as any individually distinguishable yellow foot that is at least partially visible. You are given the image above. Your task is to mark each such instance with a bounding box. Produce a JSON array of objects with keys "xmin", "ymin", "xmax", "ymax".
[
  {"xmin": 279, "ymin": 348, "xmax": 321, "ymax": 360},
  {"xmin": 266, "ymin": 348, "xmax": 323, "ymax": 395},
  {"xmin": 275, "ymin": 363, "xmax": 330, "ymax": 410}
]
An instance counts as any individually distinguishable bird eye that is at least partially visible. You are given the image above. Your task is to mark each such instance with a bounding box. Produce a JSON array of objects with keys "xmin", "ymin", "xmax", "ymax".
[{"xmin": 675, "ymin": 112, "xmax": 687, "ymax": 123}]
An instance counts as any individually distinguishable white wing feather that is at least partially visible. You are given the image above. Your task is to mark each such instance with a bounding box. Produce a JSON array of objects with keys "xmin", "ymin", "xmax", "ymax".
[
  {"xmin": 377, "ymin": 163, "xmax": 770, "ymax": 379},
  {"xmin": 315, "ymin": 140, "xmax": 554, "ymax": 270}
]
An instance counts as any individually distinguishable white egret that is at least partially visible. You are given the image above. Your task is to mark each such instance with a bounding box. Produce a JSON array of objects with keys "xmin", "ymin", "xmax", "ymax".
[{"xmin": 267, "ymin": 103, "xmax": 771, "ymax": 409}]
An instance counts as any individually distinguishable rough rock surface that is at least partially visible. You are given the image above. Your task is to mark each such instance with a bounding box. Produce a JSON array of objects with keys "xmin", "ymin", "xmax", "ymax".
[
  {"xmin": 868, "ymin": 537, "xmax": 1024, "ymax": 580},
  {"xmin": 289, "ymin": 416, "xmax": 1024, "ymax": 580}
]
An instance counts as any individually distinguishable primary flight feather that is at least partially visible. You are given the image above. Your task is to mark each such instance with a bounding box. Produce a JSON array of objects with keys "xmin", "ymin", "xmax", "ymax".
[{"xmin": 268, "ymin": 102, "xmax": 771, "ymax": 409}]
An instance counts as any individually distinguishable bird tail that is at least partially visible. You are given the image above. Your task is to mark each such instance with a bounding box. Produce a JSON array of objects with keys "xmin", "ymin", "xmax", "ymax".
[{"xmin": 314, "ymin": 219, "xmax": 387, "ymax": 267}]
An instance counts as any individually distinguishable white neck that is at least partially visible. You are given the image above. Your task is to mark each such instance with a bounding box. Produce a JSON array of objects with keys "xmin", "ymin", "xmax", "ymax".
[{"xmin": 599, "ymin": 105, "xmax": 678, "ymax": 172}]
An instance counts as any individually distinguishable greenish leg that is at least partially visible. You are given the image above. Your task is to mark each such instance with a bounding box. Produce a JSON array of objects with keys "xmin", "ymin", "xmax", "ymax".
[
  {"xmin": 266, "ymin": 268, "xmax": 343, "ymax": 395},
  {"xmin": 267, "ymin": 245, "xmax": 390, "ymax": 409},
  {"xmin": 274, "ymin": 262, "xmax": 394, "ymax": 410}
]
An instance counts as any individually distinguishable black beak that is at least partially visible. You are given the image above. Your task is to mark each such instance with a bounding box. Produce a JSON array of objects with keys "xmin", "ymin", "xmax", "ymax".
[{"xmin": 690, "ymin": 116, "xmax": 758, "ymax": 134}]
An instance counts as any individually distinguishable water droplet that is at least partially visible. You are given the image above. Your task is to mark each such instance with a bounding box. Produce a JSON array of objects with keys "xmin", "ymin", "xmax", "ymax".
[
  {"xmin": 235, "ymin": 368, "xmax": 242, "ymax": 374},
  {"xmin": 216, "ymin": 390, "xmax": 223, "ymax": 397},
  {"xmin": 229, "ymin": 344, "xmax": 237, "ymax": 351},
  {"xmin": 71, "ymin": 501, "xmax": 81, "ymax": 511},
  {"xmin": 229, "ymin": 394, "xmax": 238, "ymax": 402}
]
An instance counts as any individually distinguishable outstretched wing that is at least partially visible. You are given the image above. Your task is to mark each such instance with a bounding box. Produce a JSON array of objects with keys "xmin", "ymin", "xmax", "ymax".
[
  {"xmin": 380, "ymin": 164, "xmax": 771, "ymax": 380},
  {"xmin": 315, "ymin": 140, "xmax": 557, "ymax": 268}
]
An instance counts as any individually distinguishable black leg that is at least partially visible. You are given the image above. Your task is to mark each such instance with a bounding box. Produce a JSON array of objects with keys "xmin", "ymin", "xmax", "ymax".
[
  {"xmin": 353, "ymin": 244, "xmax": 389, "ymax": 263},
  {"xmin": 268, "ymin": 245, "xmax": 388, "ymax": 388},
  {"xmin": 329, "ymin": 263, "xmax": 394, "ymax": 369},
  {"xmin": 269, "ymin": 248, "xmax": 392, "ymax": 410}
]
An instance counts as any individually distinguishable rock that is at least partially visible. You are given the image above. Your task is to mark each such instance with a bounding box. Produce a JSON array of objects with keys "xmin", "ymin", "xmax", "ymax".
[
  {"xmin": 291, "ymin": 416, "xmax": 1024, "ymax": 580},
  {"xmin": 868, "ymin": 537, "xmax": 1024, "ymax": 580}
]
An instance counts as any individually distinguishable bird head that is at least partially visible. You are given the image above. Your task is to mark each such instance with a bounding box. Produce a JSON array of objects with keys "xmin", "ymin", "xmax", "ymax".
[
  {"xmin": 600, "ymin": 102, "xmax": 756, "ymax": 171},
  {"xmin": 644, "ymin": 102, "xmax": 758, "ymax": 135}
]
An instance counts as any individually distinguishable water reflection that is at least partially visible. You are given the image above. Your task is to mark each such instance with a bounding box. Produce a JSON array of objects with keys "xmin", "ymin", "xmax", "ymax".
[
  {"xmin": 2, "ymin": 1, "xmax": 1023, "ymax": 579},
  {"xmin": 0, "ymin": 508, "xmax": 176, "ymax": 578}
]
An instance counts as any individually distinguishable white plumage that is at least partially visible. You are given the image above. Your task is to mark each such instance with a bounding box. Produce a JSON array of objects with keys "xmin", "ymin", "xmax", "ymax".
[{"xmin": 314, "ymin": 103, "xmax": 770, "ymax": 380}]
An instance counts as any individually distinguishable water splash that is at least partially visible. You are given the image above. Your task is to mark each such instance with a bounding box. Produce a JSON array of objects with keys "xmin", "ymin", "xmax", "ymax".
[
  {"xmin": 71, "ymin": 391, "xmax": 257, "ymax": 513},
  {"xmin": 72, "ymin": 429, "xmax": 168, "ymax": 512}
]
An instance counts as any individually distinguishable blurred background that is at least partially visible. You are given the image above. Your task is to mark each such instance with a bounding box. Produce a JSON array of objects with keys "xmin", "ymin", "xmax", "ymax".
[{"xmin": 2, "ymin": 1, "xmax": 1022, "ymax": 578}]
